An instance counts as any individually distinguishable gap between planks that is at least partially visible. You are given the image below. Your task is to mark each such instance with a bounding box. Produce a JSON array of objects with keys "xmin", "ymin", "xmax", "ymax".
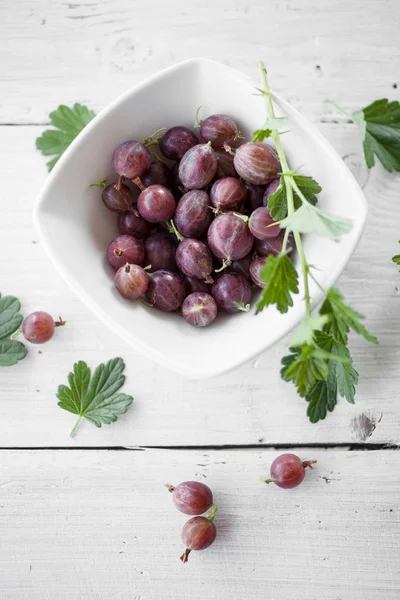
[{"xmin": 0, "ymin": 442, "xmax": 398, "ymax": 451}]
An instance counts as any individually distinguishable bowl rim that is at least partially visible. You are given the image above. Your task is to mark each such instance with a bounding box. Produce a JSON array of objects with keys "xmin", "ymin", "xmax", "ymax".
[{"xmin": 33, "ymin": 57, "xmax": 368, "ymax": 379}]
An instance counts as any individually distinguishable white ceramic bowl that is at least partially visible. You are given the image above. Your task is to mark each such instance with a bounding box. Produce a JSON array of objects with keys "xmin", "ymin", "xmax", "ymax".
[{"xmin": 34, "ymin": 58, "xmax": 367, "ymax": 379}]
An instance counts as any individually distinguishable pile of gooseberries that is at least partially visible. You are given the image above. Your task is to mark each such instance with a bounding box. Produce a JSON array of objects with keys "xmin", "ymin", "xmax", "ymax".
[{"xmin": 99, "ymin": 113, "xmax": 293, "ymax": 327}]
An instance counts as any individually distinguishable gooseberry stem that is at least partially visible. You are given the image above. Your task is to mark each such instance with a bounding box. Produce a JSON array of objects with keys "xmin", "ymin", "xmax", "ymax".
[
  {"xmin": 206, "ymin": 503, "xmax": 218, "ymax": 523},
  {"xmin": 168, "ymin": 219, "xmax": 184, "ymax": 242},
  {"xmin": 70, "ymin": 416, "xmax": 83, "ymax": 438},
  {"xmin": 257, "ymin": 60, "xmax": 312, "ymax": 317}
]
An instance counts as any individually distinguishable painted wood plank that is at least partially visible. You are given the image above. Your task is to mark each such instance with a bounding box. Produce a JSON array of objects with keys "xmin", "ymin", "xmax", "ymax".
[
  {"xmin": 0, "ymin": 124, "xmax": 399, "ymax": 447},
  {"xmin": 0, "ymin": 0, "xmax": 399, "ymax": 124},
  {"xmin": 0, "ymin": 449, "xmax": 398, "ymax": 599}
]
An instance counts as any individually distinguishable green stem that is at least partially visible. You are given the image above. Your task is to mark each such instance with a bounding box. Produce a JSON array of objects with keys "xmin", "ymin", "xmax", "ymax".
[
  {"xmin": 206, "ymin": 503, "xmax": 218, "ymax": 523},
  {"xmin": 168, "ymin": 219, "xmax": 184, "ymax": 242},
  {"xmin": 324, "ymin": 98, "xmax": 350, "ymax": 118},
  {"xmin": 193, "ymin": 105, "xmax": 202, "ymax": 128},
  {"xmin": 70, "ymin": 416, "xmax": 83, "ymax": 438},
  {"xmin": 263, "ymin": 478, "xmax": 275, "ymax": 485},
  {"xmin": 258, "ymin": 60, "xmax": 312, "ymax": 317}
]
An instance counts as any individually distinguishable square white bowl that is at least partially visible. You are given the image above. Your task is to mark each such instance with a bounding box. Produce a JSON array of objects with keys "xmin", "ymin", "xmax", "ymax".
[{"xmin": 34, "ymin": 58, "xmax": 367, "ymax": 379}]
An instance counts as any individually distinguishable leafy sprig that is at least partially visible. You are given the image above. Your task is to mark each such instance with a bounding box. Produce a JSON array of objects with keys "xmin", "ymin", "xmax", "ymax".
[
  {"xmin": 255, "ymin": 61, "xmax": 377, "ymax": 422},
  {"xmin": 36, "ymin": 104, "xmax": 96, "ymax": 171},
  {"xmin": 327, "ymin": 98, "xmax": 400, "ymax": 173},
  {"xmin": 0, "ymin": 294, "xmax": 27, "ymax": 367},
  {"xmin": 57, "ymin": 357, "xmax": 134, "ymax": 437},
  {"xmin": 326, "ymin": 98, "xmax": 400, "ymax": 269}
]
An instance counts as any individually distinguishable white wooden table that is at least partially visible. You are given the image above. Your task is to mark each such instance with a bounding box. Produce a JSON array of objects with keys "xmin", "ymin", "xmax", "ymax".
[{"xmin": 1, "ymin": 1, "xmax": 400, "ymax": 598}]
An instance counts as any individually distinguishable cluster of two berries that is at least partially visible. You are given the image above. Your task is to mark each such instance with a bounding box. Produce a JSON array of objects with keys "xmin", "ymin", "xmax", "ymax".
[{"xmin": 166, "ymin": 481, "xmax": 217, "ymax": 563}]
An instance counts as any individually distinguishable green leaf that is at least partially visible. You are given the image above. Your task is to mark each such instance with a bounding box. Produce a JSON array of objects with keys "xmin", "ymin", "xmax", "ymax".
[
  {"xmin": 281, "ymin": 345, "xmax": 329, "ymax": 398},
  {"xmin": 36, "ymin": 103, "xmax": 96, "ymax": 172},
  {"xmin": 0, "ymin": 295, "xmax": 24, "ymax": 340},
  {"xmin": 306, "ymin": 378, "xmax": 337, "ymax": 423},
  {"xmin": 356, "ymin": 99, "xmax": 400, "ymax": 172},
  {"xmin": 332, "ymin": 341, "xmax": 358, "ymax": 404},
  {"xmin": 351, "ymin": 109, "xmax": 366, "ymax": 140},
  {"xmin": 290, "ymin": 315, "xmax": 329, "ymax": 347},
  {"xmin": 0, "ymin": 340, "xmax": 27, "ymax": 367},
  {"xmin": 0, "ymin": 294, "xmax": 27, "ymax": 366},
  {"xmin": 252, "ymin": 128, "xmax": 272, "ymax": 142},
  {"xmin": 392, "ymin": 241, "xmax": 400, "ymax": 269},
  {"xmin": 268, "ymin": 174, "xmax": 321, "ymax": 221},
  {"xmin": 279, "ymin": 201, "xmax": 352, "ymax": 240},
  {"xmin": 265, "ymin": 116, "xmax": 289, "ymax": 130},
  {"xmin": 256, "ymin": 254, "xmax": 299, "ymax": 314},
  {"xmin": 393, "ymin": 254, "xmax": 400, "ymax": 268},
  {"xmin": 320, "ymin": 287, "xmax": 378, "ymax": 345},
  {"xmin": 57, "ymin": 357, "xmax": 134, "ymax": 436}
]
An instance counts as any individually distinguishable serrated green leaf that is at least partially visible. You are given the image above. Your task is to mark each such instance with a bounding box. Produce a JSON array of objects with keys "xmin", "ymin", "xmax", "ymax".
[
  {"xmin": 256, "ymin": 254, "xmax": 299, "ymax": 314},
  {"xmin": 321, "ymin": 287, "xmax": 378, "ymax": 345},
  {"xmin": 0, "ymin": 296, "xmax": 23, "ymax": 340},
  {"xmin": 57, "ymin": 357, "xmax": 134, "ymax": 437},
  {"xmin": 357, "ymin": 99, "xmax": 400, "ymax": 172},
  {"xmin": 332, "ymin": 341, "xmax": 358, "ymax": 404},
  {"xmin": 36, "ymin": 103, "xmax": 96, "ymax": 172},
  {"xmin": 252, "ymin": 128, "xmax": 272, "ymax": 142},
  {"xmin": 267, "ymin": 174, "xmax": 321, "ymax": 221},
  {"xmin": 290, "ymin": 315, "xmax": 329, "ymax": 347},
  {"xmin": 281, "ymin": 345, "xmax": 329, "ymax": 398},
  {"xmin": 0, "ymin": 340, "xmax": 27, "ymax": 366},
  {"xmin": 306, "ymin": 379, "xmax": 337, "ymax": 423},
  {"xmin": 280, "ymin": 201, "xmax": 352, "ymax": 240},
  {"xmin": 0, "ymin": 294, "xmax": 27, "ymax": 366}
]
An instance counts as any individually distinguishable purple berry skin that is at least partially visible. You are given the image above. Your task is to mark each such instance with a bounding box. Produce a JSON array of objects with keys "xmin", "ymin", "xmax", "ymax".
[
  {"xmin": 112, "ymin": 140, "xmax": 152, "ymax": 179},
  {"xmin": 182, "ymin": 293, "xmax": 218, "ymax": 328},
  {"xmin": 118, "ymin": 209, "xmax": 151, "ymax": 240},
  {"xmin": 142, "ymin": 162, "xmax": 172, "ymax": 188},
  {"xmin": 175, "ymin": 190, "xmax": 212, "ymax": 238},
  {"xmin": 102, "ymin": 183, "xmax": 132, "ymax": 213},
  {"xmin": 249, "ymin": 256, "xmax": 267, "ymax": 288},
  {"xmin": 200, "ymin": 114, "xmax": 240, "ymax": 148},
  {"xmin": 137, "ymin": 185, "xmax": 176, "ymax": 223},
  {"xmin": 249, "ymin": 207, "xmax": 280, "ymax": 241},
  {"xmin": 146, "ymin": 270, "xmax": 186, "ymax": 312},
  {"xmin": 246, "ymin": 183, "xmax": 266, "ymax": 212},
  {"xmin": 215, "ymin": 149, "xmax": 237, "ymax": 178},
  {"xmin": 207, "ymin": 212, "xmax": 254, "ymax": 262},
  {"xmin": 212, "ymin": 273, "xmax": 252, "ymax": 314},
  {"xmin": 179, "ymin": 144, "xmax": 218, "ymax": 190},
  {"xmin": 262, "ymin": 177, "xmax": 281, "ymax": 207},
  {"xmin": 175, "ymin": 238, "xmax": 213, "ymax": 282},
  {"xmin": 107, "ymin": 235, "xmax": 145, "ymax": 270},
  {"xmin": 144, "ymin": 233, "xmax": 177, "ymax": 272},
  {"xmin": 160, "ymin": 126, "xmax": 198, "ymax": 161},
  {"xmin": 210, "ymin": 177, "xmax": 247, "ymax": 212},
  {"xmin": 254, "ymin": 230, "xmax": 294, "ymax": 257},
  {"xmin": 234, "ymin": 142, "xmax": 280, "ymax": 185}
]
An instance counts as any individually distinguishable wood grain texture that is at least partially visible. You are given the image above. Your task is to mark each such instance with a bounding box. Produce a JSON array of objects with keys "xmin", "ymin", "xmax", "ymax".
[
  {"xmin": 0, "ymin": 125, "xmax": 399, "ymax": 446},
  {"xmin": 1, "ymin": 0, "xmax": 400, "ymax": 124},
  {"xmin": 0, "ymin": 449, "xmax": 398, "ymax": 600}
]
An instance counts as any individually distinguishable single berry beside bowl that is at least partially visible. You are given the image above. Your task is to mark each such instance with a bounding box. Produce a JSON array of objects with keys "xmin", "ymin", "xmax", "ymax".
[{"xmin": 22, "ymin": 312, "xmax": 65, "ymax": 344}]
